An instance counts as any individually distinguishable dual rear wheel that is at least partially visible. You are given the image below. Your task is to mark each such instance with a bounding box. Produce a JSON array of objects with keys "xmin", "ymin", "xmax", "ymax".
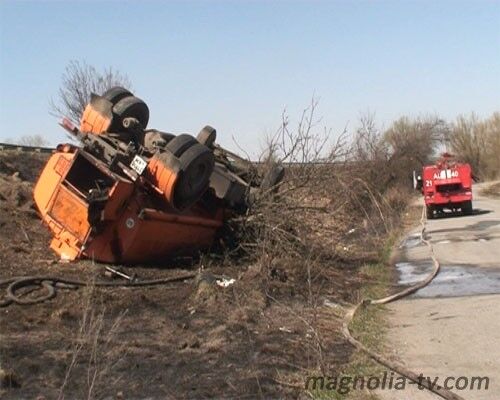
[
  {"xmin": 101, "ymin": 87, "xmax": 214, "ymax": 210},
  {"xmin": 170, "ymin": 137, "xmax": 214, "ymax": 209},
  {"xmin": 101, "ymin": 86, "xmax": 149, "ymax": 131}
]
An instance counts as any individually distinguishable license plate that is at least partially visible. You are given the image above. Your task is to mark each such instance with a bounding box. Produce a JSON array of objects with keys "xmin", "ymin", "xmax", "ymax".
[{"xmin": 130, "ymin": 155, "xmax": 148, "ymax": 175}]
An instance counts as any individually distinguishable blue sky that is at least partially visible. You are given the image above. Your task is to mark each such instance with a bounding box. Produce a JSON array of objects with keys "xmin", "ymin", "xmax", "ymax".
[{"xmin": 0, "ymin": 0, "xmax": 499, "ymax": 155}]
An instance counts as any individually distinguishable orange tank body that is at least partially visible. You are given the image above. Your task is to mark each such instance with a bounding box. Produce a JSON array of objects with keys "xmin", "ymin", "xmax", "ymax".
[
  {"xmin": 33, "ymin": 146, "xmax": 224, "ymax": 264},
  {"xmin": 144, "ymin": 152, "xmax": 179, "ymax": 206},
  {"xmin": 80, "ymin": 103, "xmax": 112, "ymax": 134}
]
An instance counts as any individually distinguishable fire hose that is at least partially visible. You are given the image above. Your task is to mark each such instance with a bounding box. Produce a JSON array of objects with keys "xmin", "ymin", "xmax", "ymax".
[
  {"xmin": 0, "ymin": 273, "xmax": 196, "ymax": 307},
  {"xmin": 341, "ymin": 206, "xmax": 465, "ymax": 400}
]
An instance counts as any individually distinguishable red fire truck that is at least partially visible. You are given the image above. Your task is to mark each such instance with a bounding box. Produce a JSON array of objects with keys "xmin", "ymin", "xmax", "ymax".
[{"xmin": 416, "ymin": 153, "xmax": 473, "ymax": 219}]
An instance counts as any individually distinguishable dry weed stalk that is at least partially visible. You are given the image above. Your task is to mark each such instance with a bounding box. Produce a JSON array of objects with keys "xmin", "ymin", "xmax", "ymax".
[
  {"xmin": 226, "ymin": 101, "xmax": 384, "ymax": 375},
  {"xmin": 225, "ymin": 101, "xmax": 427, "ymax": 378},
  {"xmin": 234, "ymin": 100, "xmax": 397, "ymax": 265},
  {"xmin": 58, "ymin": 277, "xmax": 128, "ymax": 400}
]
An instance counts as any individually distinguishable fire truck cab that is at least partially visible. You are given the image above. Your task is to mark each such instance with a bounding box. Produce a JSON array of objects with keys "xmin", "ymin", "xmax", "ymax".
[{"xmin": 420, "ymin": 154, "xmax": 473, "ymax": 219}]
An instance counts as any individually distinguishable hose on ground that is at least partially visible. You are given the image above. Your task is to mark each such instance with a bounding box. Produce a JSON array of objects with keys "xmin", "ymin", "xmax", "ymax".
[
  {"xmin": 341, "ymin": 206, "xmax": 465, "ymax": 400},
  {"xmin": 0, "ymin": 273, "xmax": 196, "ymax": 307}
]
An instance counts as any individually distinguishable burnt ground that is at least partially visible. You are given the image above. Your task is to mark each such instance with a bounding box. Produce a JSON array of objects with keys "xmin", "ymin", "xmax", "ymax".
[{"xmin": 0, "ymin": 151, "xmax": 387, "ymax": 399}]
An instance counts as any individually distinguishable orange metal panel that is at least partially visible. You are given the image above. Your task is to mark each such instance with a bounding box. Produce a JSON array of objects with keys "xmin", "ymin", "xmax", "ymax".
[
  {"xmin": 50, "ymin": 233, "xmax": 82, "ymax": 261},
  {"xmin": 49, "ymin": 186, "xmax": 90, "ymax": 242},
  {"xmin": 33, "ymin": 152, "xmax": 76, "ymax": 215},
  {"xmin": 101, "ymin": 181, "xmax": 134, "ymax": 221},
  {"xmin": 80, "ymin": 104, "xmax": 111, "ymax": 134},
  {"xmin": 84, "ymin": 205, "xmax": 223, "ymax": 264},
  {"xmin": 145, "ymin": 155, "xmax": 178, "ymax": 205}
]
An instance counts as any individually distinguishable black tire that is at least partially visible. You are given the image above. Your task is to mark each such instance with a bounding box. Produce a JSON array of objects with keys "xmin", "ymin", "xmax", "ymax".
[
  {"xmin": 101, "ymin": 86, "xmax": 133, "ymax": 104},
  {"xmin": 426, "ymin": 205, "xmax": 434, "ymax": 220},
  {"xmin": 174, "ymin": 143, "xmax": 214, "ymax": 209},
  {"xmin": 462, "ymin": 201, "xmax": 473, "ymax": 215},
  {"xmin": 111, "ymin": 96, "xmax": 149, "ymax": 130},
  {"xmin": 166, "ymin": 134, "xmax": 197, "ymax": 157},
  {"xmin": 197, "ymin": 126, "xmax": 217, "ymax": 147}
]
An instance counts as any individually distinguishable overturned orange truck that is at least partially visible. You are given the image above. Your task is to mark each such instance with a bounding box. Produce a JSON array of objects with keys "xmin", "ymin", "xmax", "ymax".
[{"xmin": 33, "ymin": 87, "xmax": 283, "ymax": 264}]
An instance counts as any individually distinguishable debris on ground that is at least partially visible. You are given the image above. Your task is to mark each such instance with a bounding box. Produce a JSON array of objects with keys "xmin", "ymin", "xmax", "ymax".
[{"xmin": 215, "ymin": 277, "xmax": 236, "ymax": 288}]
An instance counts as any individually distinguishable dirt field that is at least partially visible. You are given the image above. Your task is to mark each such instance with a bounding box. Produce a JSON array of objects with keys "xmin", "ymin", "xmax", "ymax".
[{"xmin": 0, "ymin": 151, "xmax": 391, "ymax": 399}]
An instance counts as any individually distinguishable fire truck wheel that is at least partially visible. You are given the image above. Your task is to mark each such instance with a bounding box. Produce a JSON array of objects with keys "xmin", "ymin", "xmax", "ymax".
[
  {"xmin": 112, "ymin": 96, "xmax": 150, "ymax": 130},
  {"xmin": 174, "ymin": 143, "xmax": 215, "ymax": 209},
  {"xmin": 426, "ymin": 205, "xmax": 434, "ymax": 219},
  {"xmin": 462, "ymin": 201, "xmax": 473, "ymax": 215},
  {"xmin": 102, "ymin": 86, "xmax": 133, "ymax": 104},
  {"xmin": 165, "ymin": 134, "xmax": 198, "ymax": 157}
]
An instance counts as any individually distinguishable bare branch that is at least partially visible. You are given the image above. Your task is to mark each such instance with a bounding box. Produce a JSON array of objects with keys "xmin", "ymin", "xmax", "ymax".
[{"xmin": 50, "ymin": 60, "xmax": 132, "ymax": 123}]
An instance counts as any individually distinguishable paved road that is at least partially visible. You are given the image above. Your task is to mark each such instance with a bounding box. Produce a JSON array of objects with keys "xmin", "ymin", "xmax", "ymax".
[{"xmin": 378, "ymin": 183, "xmax": 500, "ymax": 400}]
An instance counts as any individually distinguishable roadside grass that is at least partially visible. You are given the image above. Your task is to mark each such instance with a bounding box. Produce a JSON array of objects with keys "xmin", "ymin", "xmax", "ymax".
[
  {"xmin": 480, "ymin": 182, "xmax": 500, "ymax": 199},
  {"xmin": 340, "ymin": 243, "xmax": 394, "ymax": 400},
  {"xmin": 307, "ymin": 241, "xmax": 393, "ymax": 400},
  {"xmin": 307, "ymin": 204, "xmax": 423, "ymax": 400}
]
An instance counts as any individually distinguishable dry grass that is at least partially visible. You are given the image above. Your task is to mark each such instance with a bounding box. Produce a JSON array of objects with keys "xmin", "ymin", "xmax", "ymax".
[
  {"xmin": 216, "ymin": 101, "xmax": 417, "ymax": 397},
  {"xmin": 58, "ymin": 279, "xmax": 128, "ymax": 400},
  {"xmin": 480, "ymin": 182, "xmax": 500, "ymax": 198}
]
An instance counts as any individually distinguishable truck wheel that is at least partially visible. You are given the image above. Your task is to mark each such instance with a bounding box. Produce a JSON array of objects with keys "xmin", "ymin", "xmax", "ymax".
[
  {"xmin": 174, "ymin": 143, "xmax": 214, "ymax": 209},
  {"xmin": 197, "ymin": 126, "xmax": 217, "ymax": 148},
  {"xmin": 143, "ymin": 130, "xmax": 175, "ymax": 150},
  {"xmin": 165, "ymin": 134, "xmax": 197, "ymax": 157},
  {"xmin": 426, "ymin": 205, "xmax": 434, "ymax": 219},
  {"xmin": 111, "ymin": 96, "xmax": 149, "ymax": 130},
  {"xmin": 462, "ymin": 201, "xmax": 473, "ymax": 215},
  {"xmin": 102, "ymin": 86, "xmax": 133, "ymax": 104}
]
